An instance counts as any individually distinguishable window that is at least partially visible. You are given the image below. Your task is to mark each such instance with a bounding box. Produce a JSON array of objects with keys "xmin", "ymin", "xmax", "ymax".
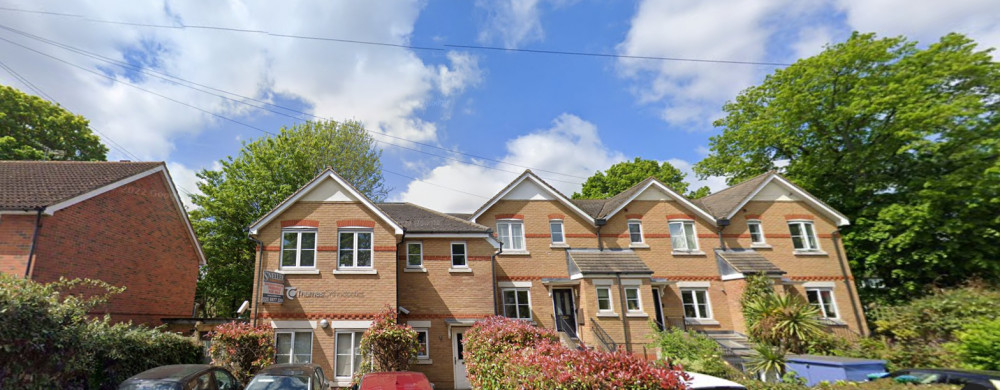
[
  {"xmin": 339, "ymin": 230, "xmax": 373, "ymax": 268},
  {"xmin": 451, "ymin": 242, "xmax": 467, "ymax": 267},
  {"xmin": 502, "ymin": 288, "xmax": 531, "ymax": 319},
  {"xmin": 281, "ymin": 229, "xmax": 316, "ymax": 268},
  {"xmin": 596, "ymin": 287, "xmax": 613, "ymax": 313},
  {"xmin": 497, "ymin": 220, "xmax": 525, "ymax": 251},
  {"xmin": 415, "ymin": 329, "xmax": 429, "ymax": 359},
  {"xmin": 550, "ymin": 221, "xmax": 565, "ymax": 244},
  {"xmin": 806, "ymin": 288, "xmax": 838, "ymax": 318},
  {"xmin": 747, "ymin": 220, "xmax": 766, "ymax": 245},
  {"xmin": 624, "ymin": 287, "xmax": 642, "ymax": 312},
  {"xmin": 628, "ymin": 221, "xmax": 644, "ymax": 244},
  {"xmin": 275, "ymin": 331, "xmax": 312, "ymax": 364},
  {"xmin": 334, "ymin": 331, "xmax": 364, "ymax": 379},
  {"xmin": 681, "ymin": 289, "xmax": 712, "ymax": 319},
  {"xmin": 669, "ymin": 221, "xmax": 699, "ymax": 252},
  {"xmin": 788, "ymin": 221, "xmax": 820, "ymax": 251},
  {"xmin": 406, "ymin": 242, "xmax": 422, "ymax": 268}
]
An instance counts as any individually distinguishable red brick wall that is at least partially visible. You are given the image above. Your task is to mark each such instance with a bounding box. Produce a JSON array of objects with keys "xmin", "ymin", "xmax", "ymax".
[
  {"xmin": 30, "ymin": 173, "xmax": 201, "ymax": 325},
  {"xmin": 0, "ymin": 214, "xmax": 36, "ymax": 276}
]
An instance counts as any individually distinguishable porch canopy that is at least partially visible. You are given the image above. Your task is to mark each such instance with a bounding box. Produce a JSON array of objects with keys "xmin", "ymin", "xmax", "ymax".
[{"xmin": 566, "ymin": 249, "xmax": 653, "ymax": 277}]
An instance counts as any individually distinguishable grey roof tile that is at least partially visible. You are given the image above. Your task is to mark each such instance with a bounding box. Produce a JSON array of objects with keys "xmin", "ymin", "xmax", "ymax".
[
  {"xmin": 697, "ymin": 172, "xmax": 774, "ymax": 218},
  {"xmin": 715, "ymin": 249, "xmax": 785, "ymax": 275},
  {"xmin": 377, "ymin": 203, "xmax": 490, "ymax": 233},
  {"xmin": 566, "ymin": 249, "xmax": 653, "ymax": 275},
  {"xmin": 0, "ymin": 161, "xmax": 163, "ymax": 209}
]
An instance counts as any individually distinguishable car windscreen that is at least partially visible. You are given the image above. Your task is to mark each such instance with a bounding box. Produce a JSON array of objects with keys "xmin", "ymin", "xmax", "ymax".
[
  {"xmin": 894, "ymin": 372, "xmax": 943, "ymax": 384},
  {"xmin": 246, "ymin": 375, "xmax": 311, "ymax": 390},
  {"xmin": 118, "ymin": 381, "xmax": 181, "ymax": 390}
]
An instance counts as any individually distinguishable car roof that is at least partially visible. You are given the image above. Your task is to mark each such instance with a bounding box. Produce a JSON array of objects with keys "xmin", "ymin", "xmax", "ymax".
[
  {"xmin": 258, "ymin": 363, "xmax": 321, "ymax": 375},
  {"xmin": 898, "ymin": 369, "xmax": 1000, "ymax": 378},
  {"xmin": 361, "ymin": 372, "xmax": 431, "ymax": 389},
  {"xmin": 686, "ymin": 372, "xmax": 747, "ymax": 389},
  {"xmin": 125, "ymin": 365, "xmax": 215, "ymax": 382}
]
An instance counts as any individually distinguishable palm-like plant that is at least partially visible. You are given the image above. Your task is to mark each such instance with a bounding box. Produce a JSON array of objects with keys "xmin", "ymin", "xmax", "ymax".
[
  {"xmin": 746, "ymin": 343, "xmax": 786, "ymax": 382},
  {"xmin": 746, "ymin": 293, "xmax": 824, "ymax": 353}
]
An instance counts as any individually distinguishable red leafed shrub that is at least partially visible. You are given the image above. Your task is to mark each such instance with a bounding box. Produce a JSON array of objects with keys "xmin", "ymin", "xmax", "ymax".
[
  {"xmin": 352, "ymin": 306, "xmax": 419, "ymax": 385},
  {"xmin": 465, "ymin": 316, "xmax": 689, "ymax": 390},
  {"xmin": 209, "ymin": 321, "xmax": 275, "ymax": 385}
]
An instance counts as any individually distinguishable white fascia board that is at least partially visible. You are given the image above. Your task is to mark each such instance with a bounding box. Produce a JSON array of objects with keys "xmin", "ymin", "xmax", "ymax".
[
  {"xmin": 470, "ymin": 173, "xmax": 594, "ymax": 225},
  {"xmin": 405, "ymin": 233, "xmax": 501, "ymax": 249},
  {"xmin": 249, "ymin": 171, "xmax": 404, "ymax": 235},
  {"xmin": 724, "ymin": 176, "xmax": 851, "ymax": 227},
  {"xmin": 603, "ymin": 181, "xmax": 718, "ymax": 226}
]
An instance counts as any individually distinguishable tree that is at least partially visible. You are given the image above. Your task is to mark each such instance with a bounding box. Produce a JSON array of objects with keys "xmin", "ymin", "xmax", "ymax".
[
  {"xmin": 573, "ymin": 157, "xmax": 710, "ymax": 199},
  {"xmin": 209, "ymin": 322, "xmax": 275, "ymax": 385},
  {"xmin": 190, "ymin": 120, "xmax": 388, "ymax": 317},
  {"xmin": 693, "ymin": 33, "xmax": 1000, "ymax": 301},
  {"xmin": 352, "ymin": 306, "xmax": 419, "ymax": 385},
  {"xmin": 0, "ymin": 85, "xmax": 108, "ymax": 161}
]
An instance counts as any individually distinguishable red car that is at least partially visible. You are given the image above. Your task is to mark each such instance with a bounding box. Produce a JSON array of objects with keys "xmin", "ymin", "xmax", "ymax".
[{"xmin": 357, "ymin": 372, "xmax": 433, "ymax": 390}]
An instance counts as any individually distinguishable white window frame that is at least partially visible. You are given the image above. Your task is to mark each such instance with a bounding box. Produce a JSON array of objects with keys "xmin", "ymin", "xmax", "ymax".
[
  {"xmin": 451, "ymin": 242, "xmax": 467, "ymax": 268},
  {"xmin": 496, "ymin": 220, "xmax": 526, "ymax": 251},
  {"xmin": 334, "ymin": 330, "xmax": 365, "ymax": 380},
  {"xmin": 415, "ymin": 329, "xmax": 430, "ymax": 359},
  {"xmin": 275, "ymin": 330, "xmax": 313, "ymax": 364},
  {"xmin": 595, "ymin": 286, "xmax": 614, "ymax": 315},
  {"xmin": 624, "ymin": 286, "xmax": 642, "ymax": 313},
  {"xmin": 405, "ymin": 241, "xmax": 423, "ymax": 268},
  {"xmin": 280, "ymin": 228, "xmax": 317, "ymax": 269},
  {"xmin": 747, "ymin": 219, "xmax": 766, "ymax": 246},
  {"xmin": 668, "ymin": 220, "xmax": 700, "ymax": 252},
  {"xmin": 549, "ymin": 220, "xmax": 565, "ymax": 244},
  {"xmin": 806, "ymin": 288, "xmax": 840, "ymax": 319},
  {"xmin": 501, "ymin": 288, "xmax": 532, "ymax": 320},
  {"xmin": 627, "ymin": 220, "xmax": 644, "ymax": 244},
  {"xmin": 680, "ymin": 288, "xmax": 713, "ymax": 319},
  {"xmin": 338, "ymin": 229, "xmax": 374, "ymax": 269},
  {"xmin": 788, "ymin": 220, "xmax": 821, "ymax": 251}
]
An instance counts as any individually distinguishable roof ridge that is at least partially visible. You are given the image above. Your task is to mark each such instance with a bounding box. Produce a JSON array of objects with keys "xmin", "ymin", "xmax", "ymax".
[{"xmin": 701, "ymin": 171, "xmax": 773, "ymax": 200}]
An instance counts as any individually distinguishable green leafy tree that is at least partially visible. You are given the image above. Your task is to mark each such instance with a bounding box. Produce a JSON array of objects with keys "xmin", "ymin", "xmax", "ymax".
[
  {"xmin": 0, "ymin": 85, "xmax": 108, "ymax": 160},
  {"xmin": 573, "ymin": 157, "xmax": 710, "ymax": 199},
  {"xmin": 953, "ymin": 317, "xmax": 1000, "ymax": 371},
  {"xmin": 190, "ymin": 120, "xmax": 387, "ymax": 317},
  {"xmin": 694, "ymin": 33, "xmax": 1000, "ymax": 301}
]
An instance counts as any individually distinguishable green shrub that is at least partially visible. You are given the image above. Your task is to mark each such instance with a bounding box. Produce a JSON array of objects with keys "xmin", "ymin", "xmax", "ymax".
[
  {"xmin": 85, "ymin": 320, "xmax": 202, "ymax": 389},
  {"xmin": 741, "ymin": 274, "xmax": 775, "ymax": 329},
  {"xmin": 873, "ymin": 285, "xmax": 1000, "ymax": 344},
  {"xmin": 745, "ymin": 293, "xmax": 824, "ymax": 354},
  {"xmin": 353, "ymin": 306, "xmax": 419, "ymax": 385},
  {"xmin": 209, "ymin": 322, "xmax": 275, "ymax": 385},
  {"xmin": 650, "ymin": 325, "xmax": 743, "ymax": 380},
  {"xmin": 953, "ymin": 317, "xmax": 1000, "ymax": 370},
  {"xmin": 742, "ymin": 379, "xmax": 958, "ymax": 389}
]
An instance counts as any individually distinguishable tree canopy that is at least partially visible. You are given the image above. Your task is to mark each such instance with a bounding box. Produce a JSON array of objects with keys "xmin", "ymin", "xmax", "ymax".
[
  {"xmin": 0, "ymin": 85, "xmax": 108, "ymax": 161},
  {"xmin": 189, "ymin": 120, "xmax": 387, "ymax": 317},
  {"xmin": 694, "ymin": 32, "xmax": 1000, "ymax": 301},
  {"xmin": 573, "ymin": 157, "xmax": 710, "ymax": 199}
]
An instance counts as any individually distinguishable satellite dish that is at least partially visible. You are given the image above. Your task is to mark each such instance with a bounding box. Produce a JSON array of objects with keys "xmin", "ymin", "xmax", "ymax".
[{"xmin": 237, "ymin": 300, "xmax": 250, "ymax": 315}]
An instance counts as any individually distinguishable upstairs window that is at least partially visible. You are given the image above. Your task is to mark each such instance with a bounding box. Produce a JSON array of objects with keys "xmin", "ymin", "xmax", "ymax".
[
  {"xmin": 497, "ymin": 220, "xmax": 525, "ymax": 251},
  {"xmin": 502, "ymin": 288, "xmax": 531, "ymax": 320},
  {"xmin": 451, "ymin": 242, "xmax": 467, "ymax": 268},
  {"xmin": 669, "ymin": 221, "xmax": 699, "ymax": 252},
  {"xmin": 406, "ymin": 242, "xmax": 423, "ymax": 268},
  {"xmin": 806, "ymin": 288, "xmax": 839, "ymax": 319},
  {"xmin": 627, "ymin": 221, "xmax": 644, "ymax": 244},
  {"xmin": 550, "ymin": 221, "xmax": 565, "ymax": 244},
  {"xmin": 788, "ymin": 221, "xmax": 820, "ymax": 251},
  {"xmin": 281, "ymin": 229, "xmax": 316, "ymax": 268},
  {"xmin": 339, "ymin": 230, "xmax": 372, "ymax": 268},
  {"xmin": 747, "ymin": 220, "xmax": 766, "ymax": 245}
]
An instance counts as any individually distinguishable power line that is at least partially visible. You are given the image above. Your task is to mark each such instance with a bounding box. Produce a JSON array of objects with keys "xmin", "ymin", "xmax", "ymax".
[
  {"xmin": 382, "ymin": 168, "xmax": 490, "ymax": 199},
  {"xmin": 443, "ymin": 44, "xmax": 793, "ymax": 67}
]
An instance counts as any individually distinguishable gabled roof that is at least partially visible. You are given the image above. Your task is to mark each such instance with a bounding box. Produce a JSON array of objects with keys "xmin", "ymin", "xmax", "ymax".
[
  {"xmin": 597, "ymin": 177, "xmax": 718, "ymax": 225},
  {"xmin": 470, "ymin": 170, "xmax": 595, "ymax": 224},
  {"xmin": 248, "ymin": 168, "xmax": 403, "ymax": 235},
  {"xmin": 566, "ymin": 249, "xmax": 653, "ymax": 275},
  {"xmin": 0, "ymin": 161, "xmax": 163, "ymax": 210},
  {"xmin": 715, "ymin": 249, "xmax": 785, "ymax": 275},
  {"xmin": 699, "ymin": 171, "xmax": 850, "ymax": 226},
  {"xmin": 378, "ymin": 203, "xmax": 490, "ymax": 233}
]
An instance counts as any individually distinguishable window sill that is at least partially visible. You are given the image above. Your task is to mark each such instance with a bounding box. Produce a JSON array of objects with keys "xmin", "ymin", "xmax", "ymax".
[
  {"xmin": 597, "ymin": 312, "xmax": 619, "ymax": 318},
  {"xmin": 626, "ymin": 312, "xmax": 648, "ymax": 318},
  {"xmin": 684, "ymin": 318, "xmax": 720, "ymax": 326},
  {"xmin": 413, "ymin": 358, "xmax": 433, "ymax": 365},
  {"xmin": 449, "ymin": 267, "xmax": 472, "ymax": 273},
  {"xmin": 819, "ymin": 318, "xmax": 846, "ymax": 326},
  {"xmin": 794, "ymin": 250, "xmax": 829, "ymax": 256},
  {"xmin": 549, "ymin": 243, "xmax": 570, "ymax": 249},
  {"xmin": 501, "ymin": 250, "xmax": 531, "ymax": 256},
  {"xmin": 333, "ymin": 379, "xmax": 352, "ymax": 387},
  {"xmin": 750, "ymin": 243, "xmax": 772, "ymax": 249},
  {"xmin": 403, "ymin": 267, "xmax": 427, "ymax": 273},
  {"xmin": 332, "ymin": 269, "xmax": 377, "ymax": 275},
  {"xmin": 629, "ymin": 243, "xmax": 650, "ymax": 249},
  {"xmin": 672, "ymin": 250, "xmax": 706, "ymax": 256},
  {"xmin": 274, "ymin": 269, "xmax": 320, "ymax": 275}
]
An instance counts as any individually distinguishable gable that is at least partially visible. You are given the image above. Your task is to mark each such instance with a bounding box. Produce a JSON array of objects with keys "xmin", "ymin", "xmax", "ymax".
[
  {"xmin": 300, "ymin": 178, "xmax": 358, "ymax": 202},
  {"xmin": 752, "ymin": 181, "xmax": 802, "ymax": 202},
  {"xmin": 731, "ymin": 175, "xmax": 850, "ymax": 226},
  {"xmin": 634, "ymin": 186, "xmax": 677, "ymax": 202},
  {"xmin": 602, "ymin": 181, "xmax": 717, "ymax": 226},
  {"xmin": 503, "ymin": 179, "xmax": 557, "ymax": 201},
  {"xmin": 471, "ymin": 170, "xmax": 594, "ymax": 224}
]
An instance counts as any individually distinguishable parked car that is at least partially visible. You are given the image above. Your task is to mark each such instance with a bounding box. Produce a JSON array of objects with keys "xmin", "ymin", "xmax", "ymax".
[
  {"xmin": 686, "ymin": 372, "xmax": 747, "ymax": 390},
  {"xmin": 890, "ymin": 369, "xmax": 1000, "ymax": 390},
  {"xmin": 118, "ymin": 364, "xmax": 241, "ymax": 390},
  {"xmin": 246, "ymin": 363, "xmax": 328, "ymax": 390},
  {"xmin": 356, "ymin": 371, "xmax": 433, "ymax": 390}
]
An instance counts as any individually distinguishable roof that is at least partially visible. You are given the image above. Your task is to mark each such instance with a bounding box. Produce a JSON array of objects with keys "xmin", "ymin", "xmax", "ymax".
[
  {"xmin": 697, "ymin": 172, "xmax": 773, "ymax": 218},
  {"xmin": 566, "ymin": 249, "xmax": 653, "ymax": 275},
  {"xmin": 123, "ymin": 364, "xmax": 213, "ymax": 382},
  {"xmin": 569, "ymin": 198, "xmax": 607, "ymax": 218},
  {"xmin": 0, "ymin": 161, "xmax": 162, "ymax": 209},
  {"xmin": 787, "ymin": 355, "xmax": 886, "ymax": 365},
  {"xmin": 715, "ymin": 249, "xmax": 785, "ymax": 275},
  {"xmin": 470, "ymin": 170, "xmax": 595, "ymax": 224},
  {"xmin": 257, "ymin": 363, "xmax": 322, "ymax": 375},
  {"xmin": 377, "ymin": 203, "xmax": 490, "ymax": 233},
  {"xmin": 568, "ymin": 177, "xmax": 717, "ymax": 225}
]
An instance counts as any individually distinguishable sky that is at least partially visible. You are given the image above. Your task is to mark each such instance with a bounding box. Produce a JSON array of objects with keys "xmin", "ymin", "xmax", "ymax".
[{"xmin": 1, "ymin": 0, "xmax": 998, "ymax": 212}]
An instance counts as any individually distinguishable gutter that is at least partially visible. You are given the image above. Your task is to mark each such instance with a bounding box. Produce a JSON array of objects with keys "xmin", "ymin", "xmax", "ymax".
[
  {"xmin": 249, "ymin": 234, "xmax": 265, "ymax": 327},
  {"xmin": 24, "ymin": 207, "xmax": 45, "ymax": 279},
  {"xmin": 832, "ymin": 231, "xmax": 866, "ymax": 335},
  {"xmin": 615, "ymin": 272, "xmax": 632, "ymax": 353}
]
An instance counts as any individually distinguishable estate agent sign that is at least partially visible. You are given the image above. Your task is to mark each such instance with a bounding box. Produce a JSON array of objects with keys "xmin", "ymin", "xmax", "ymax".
[{"xmin": 261, "ymin": 271, "xmax": 285, "ymax": 304}]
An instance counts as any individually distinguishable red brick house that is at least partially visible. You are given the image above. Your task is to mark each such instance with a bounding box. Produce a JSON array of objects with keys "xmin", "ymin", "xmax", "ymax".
[{"xmin": 0, "ymin": 161, "xmax": 205, "ymax": 325}]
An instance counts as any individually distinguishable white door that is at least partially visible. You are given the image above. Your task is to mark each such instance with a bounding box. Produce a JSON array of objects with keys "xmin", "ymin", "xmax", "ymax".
[{"xmin": 452, "ymin": 328, "xmax": 471, "ymax": 389}]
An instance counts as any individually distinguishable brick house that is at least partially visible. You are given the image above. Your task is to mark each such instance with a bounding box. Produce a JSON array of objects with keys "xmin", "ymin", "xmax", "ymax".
[
  {"xmin": 249, "ymin": 168, "xmax": 866, "ymax": 389},
  {"xmin": 0, "ymin": 161, "xmax": 205, "ymax": 325}
]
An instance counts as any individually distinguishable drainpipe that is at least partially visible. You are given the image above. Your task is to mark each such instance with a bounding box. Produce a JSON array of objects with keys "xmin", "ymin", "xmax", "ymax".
[
  {"xmin": 249, "ymin": 235, "xmax": 265, "ymax": 327},
  {"xmin": 832, "ymin": 231, "xmax": 865, "ymax": 335},
  {"xmin": 716, "ymin": 218, "xmax": 730, "ymax": 250},
  {"xmin": 24, "ymin": 207, "xmax": 45, "ymax": 279},
  {"xmin": 595, "ymin": 218, "xmax": 607, "ymax": 251},
  {"xmin": 396, "ymin": 231, "xmax": 405, "ymax": 323},
  {"xmin": 491, "ymin": 229, "xmax": 501, "ymax": 316},
  {"xmin": 615, "ymin": 272, "xmax": 632, "ymax": 353}
]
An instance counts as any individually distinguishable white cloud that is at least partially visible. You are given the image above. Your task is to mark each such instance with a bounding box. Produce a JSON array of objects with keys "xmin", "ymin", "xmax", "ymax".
[
  {"xmin": 165, "ymin": 161, "xmax": 204, "ymax": 210},
  {"xmin": 0, "ymin": 1, "xmax": 482, "ymax": 160},
  {"xmin": 398, "ymin": 114, "xmax": 626, "ymax": 212},
  {"xmin": 664, "ymin": 158, "xmax": 728, "ymax": 194},
  {"xmin": 835, "ymin": 0, "xmax": 1000, "ymax": 55},
  {"xmin": 476, "ymin": 0, "xmax": 545, "ymax": 48}
]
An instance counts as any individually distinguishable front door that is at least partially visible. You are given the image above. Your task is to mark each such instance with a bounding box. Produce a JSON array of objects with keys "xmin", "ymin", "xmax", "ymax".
[
  {"xmin": 552, "ymin": 289, "xmax": 578, "ymax": 338},
  {"xmin": 651, "ymin": 288, "xmax": 666, "ymax": 331},
  {"xmin": 452, "ymin": 328, "xmax": 471, "ymax": 389}
]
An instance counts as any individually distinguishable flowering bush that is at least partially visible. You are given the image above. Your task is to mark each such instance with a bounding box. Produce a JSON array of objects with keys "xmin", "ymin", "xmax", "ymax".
[
  {"xmin": 209, "ymin": 321, "xmax": 275, "ymax": 384},
  {"xmin": 465, "ymin": 316, "xmax": 688, "ymax": 389},
  {"xmin": 352, "ymin": 306, "xmax": 419, "ymax": 385}
]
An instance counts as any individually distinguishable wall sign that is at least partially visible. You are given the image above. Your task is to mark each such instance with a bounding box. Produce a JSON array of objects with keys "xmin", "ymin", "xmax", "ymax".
[{"xmin": 261, "ymin": 271, "xmax": 285, "ymax": 304}]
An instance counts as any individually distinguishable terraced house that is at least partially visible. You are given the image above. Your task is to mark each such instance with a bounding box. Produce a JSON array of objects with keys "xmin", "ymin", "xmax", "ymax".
[{"xmin": 249, "ymin": 168, "xmax": 867, "ymax": 389}]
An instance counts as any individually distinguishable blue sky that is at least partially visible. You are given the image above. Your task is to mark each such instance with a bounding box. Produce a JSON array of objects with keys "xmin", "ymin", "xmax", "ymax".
[{"xmin": 1, "ymin": 0, "xmax": 997, "ymax": 212}]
